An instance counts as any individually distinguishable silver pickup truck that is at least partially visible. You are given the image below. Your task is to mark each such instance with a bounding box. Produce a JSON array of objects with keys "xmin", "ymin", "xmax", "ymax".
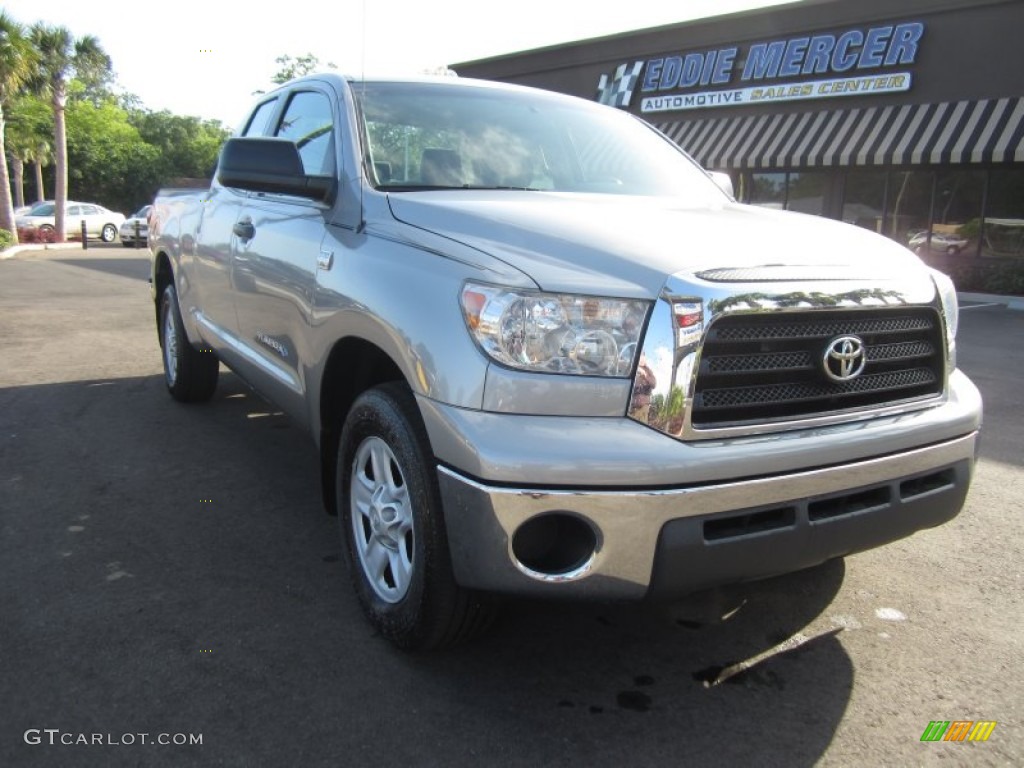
[{"xmin": 150, "ymin": 75, "xmax": 981, "ymax": 649}]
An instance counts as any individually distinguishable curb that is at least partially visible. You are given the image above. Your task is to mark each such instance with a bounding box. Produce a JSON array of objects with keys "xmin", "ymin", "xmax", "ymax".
[{"xmin": 1, "ymin": 242, "xmax": 84, "ymax": 260}]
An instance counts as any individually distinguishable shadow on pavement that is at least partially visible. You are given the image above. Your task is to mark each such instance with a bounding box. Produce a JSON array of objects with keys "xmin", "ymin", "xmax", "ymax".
[
  {"xmin": 1, "ymin": 371, "xmax": 852, "ymax": 767},
  {"xmin": 54, "ymin": 256, "xmax": 151, "ymax": 282}
]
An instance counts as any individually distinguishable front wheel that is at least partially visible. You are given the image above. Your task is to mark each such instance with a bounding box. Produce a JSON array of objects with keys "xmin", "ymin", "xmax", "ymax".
[
  {"xmin": 159, "ymin": 283, "xmax": 219, "ymax": 402},
  {"xmin": 338, "ymin": 383, "xmax": 494, "ymax": 650},
  {"xmin": 101, "ymin": 223, "xmax": 117, "ymax": 242}
]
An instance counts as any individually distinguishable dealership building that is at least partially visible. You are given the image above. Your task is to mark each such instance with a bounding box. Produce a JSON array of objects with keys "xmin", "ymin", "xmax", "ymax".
[{"xmin": 454, "ymin": 0, "xmax": 1024, "ymax": 258}]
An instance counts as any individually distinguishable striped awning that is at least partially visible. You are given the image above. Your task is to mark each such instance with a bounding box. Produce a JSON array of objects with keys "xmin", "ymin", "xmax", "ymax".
[{"xmin": 655, "ymin": 97, "xmax": 1024, "ymax": 170}]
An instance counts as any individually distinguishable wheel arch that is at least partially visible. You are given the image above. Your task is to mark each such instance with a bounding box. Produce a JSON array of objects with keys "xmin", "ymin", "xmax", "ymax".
[
  {"xmin": 153, "ymin": 251, "xmax": 174, "ymax": 334},
  {"xmin": 318, "ymin": 337, "xmax": 408, "ymax": 515}
]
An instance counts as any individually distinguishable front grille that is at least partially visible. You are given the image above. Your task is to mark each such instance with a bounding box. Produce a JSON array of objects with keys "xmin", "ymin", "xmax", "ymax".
[{"xmin": 691, "ymin": 308, "xmax": 945, "ymax": 428}]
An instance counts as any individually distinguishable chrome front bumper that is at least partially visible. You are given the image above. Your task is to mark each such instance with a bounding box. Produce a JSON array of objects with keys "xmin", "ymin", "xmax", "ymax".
[
  {"xmin": 425, "ymin": 371, "xmax": 981, "ymax": 600},
  {"xmin": 437, "ymin": 432, "xmax": 976, "ymax": 599}
]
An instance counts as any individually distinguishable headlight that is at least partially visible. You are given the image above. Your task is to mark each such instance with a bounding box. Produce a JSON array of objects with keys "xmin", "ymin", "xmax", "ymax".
[
  {"xmin": 461, "ymin": 283, "xmax": 649, "ymax": 377},
  {"xmin": 931, "ymin": 269, "xmax": 958, "ymax": 371}
]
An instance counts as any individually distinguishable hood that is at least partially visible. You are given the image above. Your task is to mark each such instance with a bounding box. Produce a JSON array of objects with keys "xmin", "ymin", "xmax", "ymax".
[{"xmin": 387, "ymin": 191, "xmax": 927, "ymax": 298}]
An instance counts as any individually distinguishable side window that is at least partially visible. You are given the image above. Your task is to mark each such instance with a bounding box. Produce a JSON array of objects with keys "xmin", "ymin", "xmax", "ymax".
[
  {"xmin": 275, "ymin": 91, "xmax": 336, "ymax": 176},
  {"xmin": 68, "ymin": 205, "xmax": 83, "ymax": 216},
  {"xmin": 243, "ymin": 99, "xmax": 278, "ymax": 137},
  {"xmin": 82, "ymin": 205, "xmax": 99, "ymax": 215}
]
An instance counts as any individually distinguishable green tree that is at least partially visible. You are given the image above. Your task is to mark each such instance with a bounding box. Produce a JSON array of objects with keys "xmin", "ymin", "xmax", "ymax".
[
  {"xmin": 6, "ymin": 92, "xmax": 52, "ymax": 206},
  {"xmin": 129, "ymin": 110, "xmax": 228, "ymax": 182},
  {"xmin": 29, "ymin": 24, "xmax": 111, "ymax": 241},
  {"xmin": 0, "ymin": 12, "xmax": 38, "ymax": 242},
  {"xmin": 63, "ymin": 90, "xmax": 162, "ymax": 214},
  {"xmin": 271, "ymin": 53, "xmax": 336, "ymax": 84}
]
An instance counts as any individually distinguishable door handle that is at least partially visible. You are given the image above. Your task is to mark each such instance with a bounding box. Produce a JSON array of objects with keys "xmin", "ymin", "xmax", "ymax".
[{"xmin": 233, "ymin": 218, "xmax": 255, "ymax": 240}]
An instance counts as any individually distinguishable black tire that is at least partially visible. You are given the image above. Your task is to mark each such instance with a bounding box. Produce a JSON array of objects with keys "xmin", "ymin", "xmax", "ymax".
[
  {"xmin": 338, "ymin": 383, "xmax": 494, "ymax": 650},
  {"xmin": 946, "ymin": 245, "xmax": 960, "ymax": 256},
  {"xmin": 159, "ymin": 283, "xmax": 219, "ymax": 402},
  {"xmin": 101, "ymin": 223, "xmax": 117, "ymax": 243},
  {"xmin": 38, "ymin": 224, "xmax": 56, "ymax": 243}
]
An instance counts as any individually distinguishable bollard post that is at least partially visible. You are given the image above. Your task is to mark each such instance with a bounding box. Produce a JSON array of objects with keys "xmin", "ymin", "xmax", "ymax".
[
  {"xmin": 135, "ymin": 219, "xmax": 141, "ymax": 249},
  {"xmin": 81, "ymin": 220, "xmax": 88, "ymax": 250}
]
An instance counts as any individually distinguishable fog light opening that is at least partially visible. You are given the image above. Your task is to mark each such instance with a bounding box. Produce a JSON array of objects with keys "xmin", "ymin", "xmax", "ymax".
[{"xmin": 511, "ymin": 513, "xmax": 598, "ymax": 580}]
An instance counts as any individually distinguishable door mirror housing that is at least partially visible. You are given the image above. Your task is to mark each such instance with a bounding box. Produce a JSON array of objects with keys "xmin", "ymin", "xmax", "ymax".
[{"xmin": 217, "ymin": 137, "xmax": 337, "ymax": 204}]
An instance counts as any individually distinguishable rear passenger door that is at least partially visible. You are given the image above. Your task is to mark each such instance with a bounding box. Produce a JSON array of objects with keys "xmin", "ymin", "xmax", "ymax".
[{"xmin": 230, "ymin": 86, "xmax": 337, "ymax": 426}]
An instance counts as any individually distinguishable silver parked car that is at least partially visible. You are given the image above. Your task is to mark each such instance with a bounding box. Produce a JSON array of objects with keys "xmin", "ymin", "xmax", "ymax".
[
  {"xmin": 150, "ymin": 75, "xmax": 980, "ymax": 649},
  {"xmin": 909, "ymin": 230, "xmax": 969, "ymax": 255},
  {"xmin": 15, "ymin": 200, "xmax": 125, "ymax": 243},
  {"xmin": 120, "ymin": 205, "xmax": 152, "ymax": 247}
]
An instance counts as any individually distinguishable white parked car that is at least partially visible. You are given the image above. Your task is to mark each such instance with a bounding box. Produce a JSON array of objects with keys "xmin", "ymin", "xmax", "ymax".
[
  {"xmin": 908, "ymin": 231, "xmax": 969, "ymax": 255},
  {"xmin": 15, "ymin": 200, "xmax": 125, "ymax": 243},
  {"xmin": 120, "ymin": 205, "xmax": 152, "ymax": 247}
]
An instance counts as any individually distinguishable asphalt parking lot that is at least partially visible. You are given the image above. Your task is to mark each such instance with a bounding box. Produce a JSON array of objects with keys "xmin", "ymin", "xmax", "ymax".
[{"xmin": 1, "ymin": 245, "xmax": 1021, "ymax": 767}]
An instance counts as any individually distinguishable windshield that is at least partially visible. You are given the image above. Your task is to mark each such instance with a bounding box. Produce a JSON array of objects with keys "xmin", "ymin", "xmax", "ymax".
[
  {"xmin": 355, "ymin": 82, "xmax": 721, "ymax": 201},
  {"xmin": 28, "ymin": 203, "xmax": 55, "ymax": 216}
]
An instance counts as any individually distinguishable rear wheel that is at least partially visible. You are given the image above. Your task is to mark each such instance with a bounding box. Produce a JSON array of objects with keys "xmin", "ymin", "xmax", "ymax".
[
  {"xmin": 101, "ymin": 223, "xmax": 117, "ymax": 242},
  {"xmin": 159, "ymin": 283, "xmax": 219, "ymax": 402},
  {"xmin": 338, "ymin": 383, "xmax": 494, "ymax": 650},
  {"xmin": 38, "ymin": 224, "xmax": 56, "ymax": 243}
]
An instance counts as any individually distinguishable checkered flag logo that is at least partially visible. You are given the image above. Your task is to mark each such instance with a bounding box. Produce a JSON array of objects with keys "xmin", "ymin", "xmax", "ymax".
[{"xmin": 596, "ymin": 61, "xmax": 645, "ymax": 107}]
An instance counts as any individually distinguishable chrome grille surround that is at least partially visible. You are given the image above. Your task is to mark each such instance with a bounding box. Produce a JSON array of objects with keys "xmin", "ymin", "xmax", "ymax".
[{"xmin": 628, "ymin": 269, "xmax": 950, "ymax": 441}]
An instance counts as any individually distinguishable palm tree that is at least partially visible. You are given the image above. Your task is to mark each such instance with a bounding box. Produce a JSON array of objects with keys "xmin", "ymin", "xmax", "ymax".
[
  {"xmin": 10, "ymin": 155, "xmax": 25, "ymax": 209},
  {"xmin": 26, "ymin": 139, "xmax": 51, "ymax": 203},
  {"xmin": 0, "ymin": 12, "xmax": 38, "ymax": 242},
  {"xmin": 8, "ymin": 138, "xmax": 51, "ymax": 207},
  {"xmin": 29, "ymin": 24, "xmax": 110, "ymax": 242}
]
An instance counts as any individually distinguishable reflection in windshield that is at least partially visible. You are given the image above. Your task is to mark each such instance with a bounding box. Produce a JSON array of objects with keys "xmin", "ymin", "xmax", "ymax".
[{"xmin": 355, "ymin": 82, "xmax": 722, "ymax": 202}]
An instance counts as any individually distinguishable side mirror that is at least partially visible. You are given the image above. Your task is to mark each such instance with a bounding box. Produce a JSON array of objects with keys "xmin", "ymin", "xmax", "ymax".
[
  {"xmin": 707, "ymin": 171, "xmax": 735, "ymax": 200},
  {"xmin": 217, "ymin": 137, "xmax": 336, "ymax": 204}
]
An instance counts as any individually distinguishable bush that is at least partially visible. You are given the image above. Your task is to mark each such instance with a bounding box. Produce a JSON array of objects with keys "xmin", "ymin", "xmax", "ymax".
[
  {"xmin": 947, "ymin": 257, "xmax": 1024, "ymax": 296},
  {"xmin": 0, "ymin": 229, "xmax": 14, "ymax": 252}
]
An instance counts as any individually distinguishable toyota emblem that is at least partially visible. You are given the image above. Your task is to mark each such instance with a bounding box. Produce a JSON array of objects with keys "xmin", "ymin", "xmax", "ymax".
[{"xmin": 823, "ymin": 335, "xmax": 867, "ymax": 382}]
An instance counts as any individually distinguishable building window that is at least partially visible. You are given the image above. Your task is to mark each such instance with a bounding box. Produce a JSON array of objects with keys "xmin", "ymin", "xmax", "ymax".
[
  {"xmin": 842, "ymin": 171, "xmax": 887, "ymax": 233},
  {"xmin": 744, "ymin": 171, "xmax": 827, "ymax": 215},
  {"xmin": 748, "ymin": 172, "xmax": 787, "ymax": 209},
  {"xmin": 786, "ymin": 173, "xmax": 826, "ymax": 216},
  {"xmin": 984, "ymin": 169, "xmax": 1024, "ymax": 257},
  {"xmin": 926, "ymin": 170, "xmax": 985, "ymax": 256},
  {"xmin": 888, "ymin": 170, "xmax": 933, "ymax": 247}
]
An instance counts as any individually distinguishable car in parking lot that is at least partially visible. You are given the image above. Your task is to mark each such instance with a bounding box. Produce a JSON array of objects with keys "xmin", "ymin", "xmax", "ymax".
[
  {"xmin": 14, "ymin": 204, "xmax": 38, "ymax": 217},
  {"xmin": 909, "ymin": 230, "xmax": 969, "ymax": 255},
  {"xmin": 120, "ymin": 205, "xmax": 152, "ymax": 247},
  {"xmin": 15, "ymin": 201, "xmax": 125, "ymax": 243}
]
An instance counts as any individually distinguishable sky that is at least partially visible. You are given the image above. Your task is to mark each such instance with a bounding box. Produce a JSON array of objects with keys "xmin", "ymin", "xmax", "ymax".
[{"xmin": 4, "ymin": 0, "xmax": 800, "ymax": 128}]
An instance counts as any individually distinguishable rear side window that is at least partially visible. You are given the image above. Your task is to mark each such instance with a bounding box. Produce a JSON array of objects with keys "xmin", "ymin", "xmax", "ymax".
[
  {"xmin": 244, "ymin": 99, "xmax": 278, "ymax": 137},
  {"xmin": 275, "ymin": 91, "xmax": 336, "ymax": 176}
]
